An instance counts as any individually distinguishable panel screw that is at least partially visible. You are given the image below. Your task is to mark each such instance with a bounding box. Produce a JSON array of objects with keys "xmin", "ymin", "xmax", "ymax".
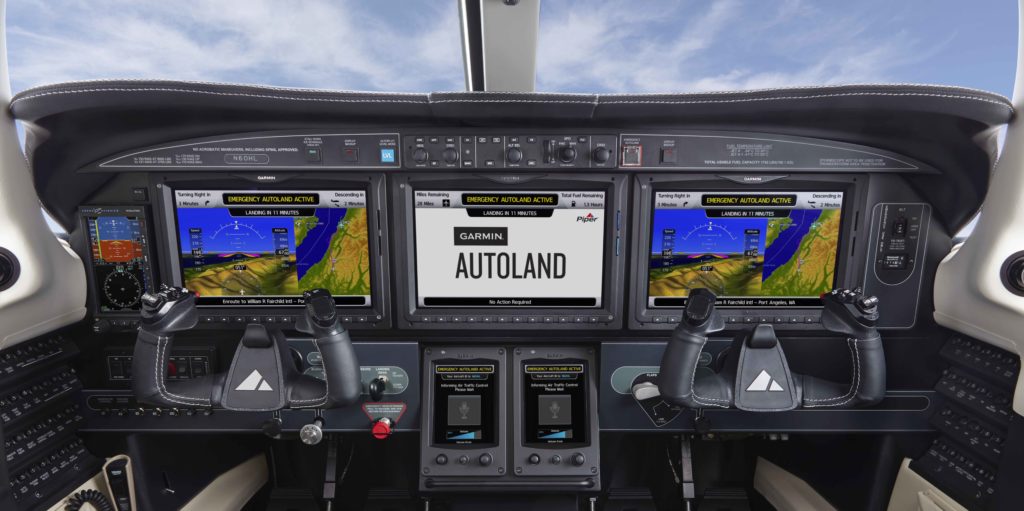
[
  {"xmin": 423, "ymin": 467, "xmax": 430, "ymax": 474},
  {"xmin": 515, "ymin": 467, "xmax": 522, "ymax": 474}
]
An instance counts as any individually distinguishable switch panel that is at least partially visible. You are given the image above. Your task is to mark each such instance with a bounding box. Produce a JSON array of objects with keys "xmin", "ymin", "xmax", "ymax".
[
  {"xmin": 403, "ymin": 134, "xmax": 618, "ymax": 169},
  {"xmin": 862, "ymin": 203, "xmax": 930, "ymax": 328}
]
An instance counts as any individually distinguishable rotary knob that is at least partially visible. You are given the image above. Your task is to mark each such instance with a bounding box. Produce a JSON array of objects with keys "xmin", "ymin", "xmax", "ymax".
[
  {"xmin": 570, "ymin": 453, "xmax": 586, "ymax": 466},
  {"xmin": 442, "ymin": 147, "xmax": 459, "ymax": 164},
  {"xmin": 506, "ymin": 147, "xmax": 523, "ymax": 164},
  {"xmin": 300, "ymin": 419, "xmax": 324, "ymax": 445},
  {"xmin": 412, "ymin": 147, "xmax": 428, "ymax": 164},
  {"xmin": 592, "ymin": 146, "xmax": 610, "ymax": 164},
  {"xmin": 558, "ymin": 146, "xmax": 577, "ymax": 163}
]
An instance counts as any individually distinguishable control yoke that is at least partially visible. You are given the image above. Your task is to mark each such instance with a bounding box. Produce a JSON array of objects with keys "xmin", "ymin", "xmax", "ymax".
[
  {"xmin": 131, "ymin": 286, "xmax": 361, "ymax": 411},
  {"xmin": 655, "ymin": 288, "xmax": 885, "ymax": 411}
]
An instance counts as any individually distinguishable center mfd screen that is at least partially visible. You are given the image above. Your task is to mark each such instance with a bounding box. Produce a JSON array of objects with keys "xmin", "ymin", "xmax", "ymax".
[
  {"xmin": 174, "ymin": 190, "xmax": 371, "ymax": 307},
  {"xmin": 648, "ymin": 191, "xmax": 843, "ymax": 307},
  {"xmin": 413, "ymin": 190, "xmax": 606, "ymax": 308}
]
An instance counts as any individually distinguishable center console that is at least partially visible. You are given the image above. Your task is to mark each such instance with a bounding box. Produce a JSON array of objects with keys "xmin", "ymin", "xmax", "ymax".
[{"xmin": 420, "ymin": 346, "xmax": 600, "ymax": 490}]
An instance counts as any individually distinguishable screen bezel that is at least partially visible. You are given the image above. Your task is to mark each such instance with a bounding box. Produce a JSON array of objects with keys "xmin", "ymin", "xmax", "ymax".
[
  {"xmin": 151, "ymin": 173, "xmax": 390, "ymax": 323},
  {"xmin": 630, "ymin": 174, "xmax": 865, "ymax": 326},
  {"xmin": 394, "ymin": 172, "xmax": 627, "ymax": 328},
  {"xmin": 77, "ymin": 205, "xmax": 157, "ymax": 316}
]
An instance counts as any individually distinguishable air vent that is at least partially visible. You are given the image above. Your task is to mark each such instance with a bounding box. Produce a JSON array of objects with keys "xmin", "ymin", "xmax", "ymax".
[{"xmin": 0, "ymin": 247, "xmax": 19, "ymax": 292}]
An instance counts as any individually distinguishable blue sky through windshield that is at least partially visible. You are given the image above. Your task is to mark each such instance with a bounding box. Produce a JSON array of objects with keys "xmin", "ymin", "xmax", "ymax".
[{"xmin": 8, "ymin": 1, "xmax": 1018, "ymax": 96}]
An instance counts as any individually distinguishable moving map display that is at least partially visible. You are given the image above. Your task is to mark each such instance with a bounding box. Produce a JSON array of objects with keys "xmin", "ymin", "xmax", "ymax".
[
  {"xmin": 174, "ymin": 190, "xmax": 372, "ymax": 307},
  {"xmin": 648, "ymin": 191, "xmax": 843, "ymax": 307}
]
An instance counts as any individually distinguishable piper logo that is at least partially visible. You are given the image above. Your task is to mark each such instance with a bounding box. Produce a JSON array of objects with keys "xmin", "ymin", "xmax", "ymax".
[
  {"xmin": 576, "ymin": 212, "xmax": 599, "ymax": 223},
  {"xmin": 745, "ymin": 370, "xmax": 784, "ymax": 392},
  {"xmin": 235, "ymin": 370, "xmax": 274, "ymax": 391}
]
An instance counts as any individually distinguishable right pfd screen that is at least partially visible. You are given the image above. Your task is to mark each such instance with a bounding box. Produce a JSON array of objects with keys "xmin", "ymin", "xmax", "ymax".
[{"xmin": 648, "ymin": 191, "xmax": 843, "ymax": 308}]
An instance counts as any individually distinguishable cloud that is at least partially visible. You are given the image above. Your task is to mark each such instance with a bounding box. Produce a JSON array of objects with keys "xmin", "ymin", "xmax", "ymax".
[
  {"xmin": 6, "ymin": 0, "xmax": 465, "ymax": 92},
  {"xmin": 535, "ymin": 0, "xmax": 943, "ymax": 93},
  {"xmin": 5, "ymin": 0, "xmax": 998, "ymax": 95}
]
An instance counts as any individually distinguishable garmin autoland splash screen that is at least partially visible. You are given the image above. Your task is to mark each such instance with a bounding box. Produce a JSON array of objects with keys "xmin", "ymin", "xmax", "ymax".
[
  {"xmin": 648, "ymin": 191, "xmax": 843, "ymax": 308},
  {"xmin": 174, "ymin": 190, "xmax": 371, "ymax": 306},
  {"xmin": 413, "ymin": 191, "xmax": 606, "ymax": 308}
]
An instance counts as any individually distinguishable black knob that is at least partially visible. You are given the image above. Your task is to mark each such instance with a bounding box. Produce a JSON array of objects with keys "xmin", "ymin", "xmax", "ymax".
[
  {"xmin": 412, "ymin": 148, "xmax": 428, "ymax": 164},
  {"xmin": 558, "ymin": 146, "xmax": 577, "ymax": 163},
  {"xmin": 368, "ymin": 377, "xmax": 388, "ymax": 401},
  {"xmin": 592, "ymin": 146, "xmax": 610, "ymax": 164},
  {"xmin": 442, "ymin": 147, "xmax": 459, "ymax": 164},
  {"xmin": 506, "ymin": 147, "xmax": 523, "ymax": 164},
  {"xmin": 435, "ymin": 454, "xmax": 448, "ymax": 465},
  {"xmin": 528, "ymin": 453, "xmax": 541, "ymax": 465},
  {"xmin": 571, "ymin": 453, "xmax": 586, "ymax": 466},
  {"xmin": 458, "ymin": 455, "xmax": 469, "ymax": 465},
  {"xmin": 92, "ymin": 319, "xmax": 111, "ymax": 334},
  {"xmin": 262, "ymin": 418, "xmax": 283, "ymax": 439},
  {"xmin": 479, "ymin": 453, "xmax": 493, "ymax": 466}
]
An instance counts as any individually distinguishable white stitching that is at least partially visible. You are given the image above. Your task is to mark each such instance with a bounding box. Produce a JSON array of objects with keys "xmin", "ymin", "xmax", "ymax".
[
  {"xmin": 9, "ymin": 85, "xmax": 1011, "ymax": 114},
  {"xmin": 155, "ymin": 335, "xmax": 210, "ymax": 406},
  {"xmin": 10, "ymin": 87, "xmax": 428, "ymax": 108},
  {"xmin": 432, "ymin": 99, "xmax": 597, "ymax": 105},
  {"xmin": 14, "ymin": 78, "xmax": 428, "ymax": 96},
  {"xmin": 600, "ymin": 92, "xmax": 1012, "ymax": 111},
  {"xmin": 289, "ymin": 337, "xmax": 328, "ymax": 407},
  {"xmin": 600, "ymin": 82, "xmax": 1008, "ymax": 98},
  {"xmin": 680, "ymin": 334, "xmax": 730, "ymax": 408},
  {"xmin": 804, "ymin": 338, "xmax": 862, "ymax": 407}
]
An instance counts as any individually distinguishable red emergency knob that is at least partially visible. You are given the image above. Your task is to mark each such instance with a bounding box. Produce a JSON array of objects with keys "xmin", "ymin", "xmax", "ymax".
[{"xmin": 371, "ymin": 417, "xmax": 393, "ymax": 440}]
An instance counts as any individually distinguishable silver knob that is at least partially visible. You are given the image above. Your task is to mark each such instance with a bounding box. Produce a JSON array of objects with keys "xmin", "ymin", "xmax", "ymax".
[
  {"xmin": 300, "ymin": 419, "xmax": 324, "ymax": 445},
  {"xmin": 631, "ymin": 382, "xmax": 661, "ymax": 401}
]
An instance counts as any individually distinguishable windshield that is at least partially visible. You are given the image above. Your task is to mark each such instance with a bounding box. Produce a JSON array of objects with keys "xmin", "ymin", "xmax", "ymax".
[
  {"xmin": 537, "ymin": 1, "xmax": 1017, "ymax": 95},
  {"xmin": 7, "ymin": 0, "xmax": 464, "ymax": 93},
  {"xmin": 8, "ymin": 1, "xmax": 1018, "ymax": 96}
]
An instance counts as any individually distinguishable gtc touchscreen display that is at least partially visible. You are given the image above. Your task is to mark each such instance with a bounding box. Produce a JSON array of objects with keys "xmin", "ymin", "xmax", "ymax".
[
  {"xmin": 174, "ymin": 190, "xmax": 371, "ymax": 307},
  {"xmin": 648, "ymin": 191, "xmax": 843, "ymax": 307},
  {"xmin": 413, "ymin": 190, "xmax": 606, "ymax": 308},
  {"xmin": 433, "ymin": 362, "xmax": 497, "ymax": 445}
]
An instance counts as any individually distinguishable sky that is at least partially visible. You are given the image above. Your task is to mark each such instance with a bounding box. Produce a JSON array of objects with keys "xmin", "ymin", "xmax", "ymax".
[
  {"xmin": 11, "ymin": 0, "xmax": 1018, "ymax": 237},
  {"xmin": 6, "ymin": 0, "xmax": 1020, "ymax": 97}
]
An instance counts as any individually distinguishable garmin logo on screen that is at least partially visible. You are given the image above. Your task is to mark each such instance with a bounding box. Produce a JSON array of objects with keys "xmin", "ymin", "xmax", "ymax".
[{"xmin": 453, "ymin": 227, "xmax": 508, "ymax": 246}]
